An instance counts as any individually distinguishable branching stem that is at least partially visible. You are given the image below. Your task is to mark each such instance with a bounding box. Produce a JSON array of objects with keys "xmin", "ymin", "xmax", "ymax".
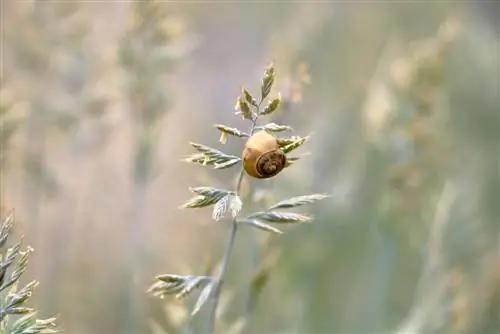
[{"xmin": 206, "ymin": 107, "xmax": 261, "ymax": 334}]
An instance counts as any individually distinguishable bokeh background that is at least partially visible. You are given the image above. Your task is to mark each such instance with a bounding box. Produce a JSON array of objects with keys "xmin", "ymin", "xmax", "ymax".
[{"xmin": 1, "ymin": 1, "xmax": 499, "ymax": 333}]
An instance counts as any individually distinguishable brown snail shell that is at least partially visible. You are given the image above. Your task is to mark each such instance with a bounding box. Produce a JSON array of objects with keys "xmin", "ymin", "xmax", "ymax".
[{"xmin": 242, "ymin": 130, "xmax": 287, "ymax": 179}]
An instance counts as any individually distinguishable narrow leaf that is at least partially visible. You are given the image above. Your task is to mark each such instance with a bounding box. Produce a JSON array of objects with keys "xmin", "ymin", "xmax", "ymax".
[
  {"xmin": 281, "ymin": 136, "xmax": 310, "ymax": 154},
  {"xmin": 189, "ymin": 186, "xmax": 229, "ymax": 198},
  {"xmin": 156, "ymin": 274, "xmax": 188, "ymax": 284},
  {"xmin": 180, "ymin": 194, "xmax": 226, "ymax": 209},
  {"xmin": 261, "ymin": 64, "xmax": 275, "ymax": 100},
  {"xmin": 176, "ymin": 276, "xmax": 208, "ymax": 300},
  {"xmin": 246, "ymin": 211, "xmax": 313, "ymax": 224},
  {"xmin": 214, "ymin": 124, "xmax": 249, "ymax": 139},
  {"xmin": 268, "ymin": 194, "xmax": 330, "ymax": 210},
  {"xmin": 283, "ymin": 153, "xmax": 311, "ymax": 168},
  {"xmin": 184, "ymin": 144, "xmax": 241, "ymax": 169},
  {"xmin": 190, "ymin": 142, "xmax": 224, "ymax": 154},
  {"xmin": 214, "ymin": 158, "xmax": 241, "ymax": 170},
  {"xmin": 191, "ymin": 280, "xmax": 215, "ymax": 316},
  {"xmin": 238, "ymin": 219, "xmax": 283, "ymax": 235},
  {"xmin": 256, "ymin": 123, "xmax": 293, "ymax": 133}
]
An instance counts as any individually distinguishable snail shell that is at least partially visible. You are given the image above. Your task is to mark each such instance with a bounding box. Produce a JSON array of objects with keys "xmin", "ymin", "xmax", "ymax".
[{"xmin": 242, "ymin": 130, "xmax": 287, "ymax": 179}]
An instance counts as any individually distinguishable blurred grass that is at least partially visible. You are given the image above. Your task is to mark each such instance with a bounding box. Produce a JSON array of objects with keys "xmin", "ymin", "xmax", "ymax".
[{"xmin": 1, "ymin": 1, "xmax": 499, "ymax": 333}]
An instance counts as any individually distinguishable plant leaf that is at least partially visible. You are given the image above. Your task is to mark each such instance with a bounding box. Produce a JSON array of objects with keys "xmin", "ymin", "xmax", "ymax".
[
  {"xmin": 175, "ymin": 276, "xmax": 206, "ymax": 300},
  {"xmin": 229, "ymin": 195, "xmax": 243, "ymax": 218},
  {"xmin": 148, "ymin": 275, "xmax": 212, "ymax": 302},
  {"xmin": 181, "ymin": 187, "xmax": 229, "ymax": 209},
  {"xmin": 260, "ymin": 93, "xmax": 281, "ymax": 116},
  {"xmin": 214, "ymin": 158, "xmax": 241, "ymax": 170},
  {"xmin": 242, "ymin": 87, "xmax": 258, "ymax": 107},
  {"xmin": 184, "ymin": 143, "xmax": 241, "ymax": 169},
  {"xmin": 246, "ymin": 211, "xmax": 313, "ymax": 224},
  {"xmin": 234, "ymin": 97, "xmax": 254, "ymax": 120},
  {"xmin": 238, "ymin": 220, "xmax": 283, "ymax": 234},
  {"xmin": 256, "ymin": 123, "xmax": 293, "ymax": 133},
  {"xmin": 212, "ymin": 195, "xmax": 229, "ymax": 221},
  {"xmin": 191, "ymin": 280, "xmax": 215, "ymax": 316},
  {"xmin": 261, "ymin": 63, "xmax": 275, "ymax": 100},
  {"xmin": 214, "ymin": 124, "xmax": 249, "ymax": 139},
  {"xmin": 268, "ymin": 194, "xmax": 330, "ymax": 210},
  {"xmin": 280, "ymin": 136, "xmax": 310, "ymax": 154},
  {"xmin": 189, "ymin": 186, "xmax": 229, "ymax": 198}
]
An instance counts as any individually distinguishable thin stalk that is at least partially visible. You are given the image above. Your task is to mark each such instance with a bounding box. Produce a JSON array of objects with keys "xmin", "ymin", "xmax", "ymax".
[{"xmin": 206, "ymin": 108, "xmax": 261, "ymax": 334}]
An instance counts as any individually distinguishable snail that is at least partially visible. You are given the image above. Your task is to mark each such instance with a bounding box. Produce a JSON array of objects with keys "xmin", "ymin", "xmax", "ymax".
[{"xmin": 242, "ymin": 130, "xmax": 287, "ymax": 179}]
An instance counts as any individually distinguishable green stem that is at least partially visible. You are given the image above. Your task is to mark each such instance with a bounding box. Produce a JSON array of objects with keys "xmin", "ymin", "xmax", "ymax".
[{"xmin": 206, "ymin": 109, "xmax": 261, "ymax": 334}]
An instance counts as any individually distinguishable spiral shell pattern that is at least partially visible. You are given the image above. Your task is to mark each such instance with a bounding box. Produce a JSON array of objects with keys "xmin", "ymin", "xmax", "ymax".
[
  {"xmin": 242, "ymin": 130, "xmax": 287, "ymax": 179},
  {"xmin": 255, "ymin": 150, "xmax": 287, "ymax": 178}
]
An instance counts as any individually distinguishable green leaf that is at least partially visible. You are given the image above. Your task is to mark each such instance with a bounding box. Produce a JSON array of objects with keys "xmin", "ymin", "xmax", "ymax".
[
  {"xmin": 213, "ymin": 158, "xmax": 241, "ymax": 170},
  {"xmin": 147, "ymin": 274, "xmax": 212, "ymax": 303},
  {"xmin": 246, "ymin": 211, "xmax": 313, "ymax": 224},
  {"xmin": 181, "ymin": 187, "xmax": 230, "ymax": 209},
  {"xmin": 234, "ymin": 97, "xmax": 254, "ymax": 120},
  {"xmin": 242, "ymin": 87, "xmax": 258, "ymax": 107},
  {"xmin": 280, "ymin": 136, "xmax": 310, "ymax": 154},
  {"xmin": 184, "ymin": 143, "xmax": 241, "ymax": 169},
  {"xmin": 260, "ymin": 93, "xmax": 281, "ymax": 116},
  {"xmin": 261, "ymin": 63, "xmax": 275, "ymax": 100},
  {"xmin": 268, "ymin": 194, "xmax": 330, "ymax": 210}
]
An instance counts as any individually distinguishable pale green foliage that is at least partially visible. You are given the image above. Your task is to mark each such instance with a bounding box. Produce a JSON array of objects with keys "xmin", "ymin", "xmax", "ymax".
[
  {"xmin": 0, "ymin": 212, "xmax": 58, "ymax": 334},
  {"xmin": 148, "ymin": 63, "xmax": 329, "ymax": 333}
]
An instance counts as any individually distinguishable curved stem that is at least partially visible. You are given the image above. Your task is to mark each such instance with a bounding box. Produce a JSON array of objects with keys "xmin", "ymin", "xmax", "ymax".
[{"xmin": 206, "ymin": 112, "xmax": 260, "ymax": 334}]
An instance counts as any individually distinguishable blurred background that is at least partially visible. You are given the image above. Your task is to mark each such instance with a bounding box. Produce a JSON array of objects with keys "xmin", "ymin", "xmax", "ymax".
[{"xmin": 1, "ymin": 0, "xmax": 499, "ymax": 333}]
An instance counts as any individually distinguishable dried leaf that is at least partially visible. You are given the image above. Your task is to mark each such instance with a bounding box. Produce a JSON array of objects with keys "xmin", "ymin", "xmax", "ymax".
[
  {"xmin": 246, "ymin": 211, "xmax": 313, "ymax": 224},
  {"xmin": 229, "ymin": 195, "xmax": 243, "ymax": 218},
  {"xmin": 219, "ymin": 132, "xmax": 228, "ymax": 144},
  {"xmin": 260, "ymin": 93, "xmax": 281, "ymax": 116},
  {"xmin": 238, "ymin": 219, "xmax": 283, "ymax": 234},
  {"xmin": 212, "ymin": 195, "xmax": 229, "ymax": 221},
  {"xmin": 268, "ymin": 194, "xmax": 330, "ymax": 210}
]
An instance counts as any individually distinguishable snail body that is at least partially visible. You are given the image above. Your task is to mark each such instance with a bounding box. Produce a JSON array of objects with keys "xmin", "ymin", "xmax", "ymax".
[{"xmin": 242, "ymin": 130, "xmax": 287, "ymax": 179}]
